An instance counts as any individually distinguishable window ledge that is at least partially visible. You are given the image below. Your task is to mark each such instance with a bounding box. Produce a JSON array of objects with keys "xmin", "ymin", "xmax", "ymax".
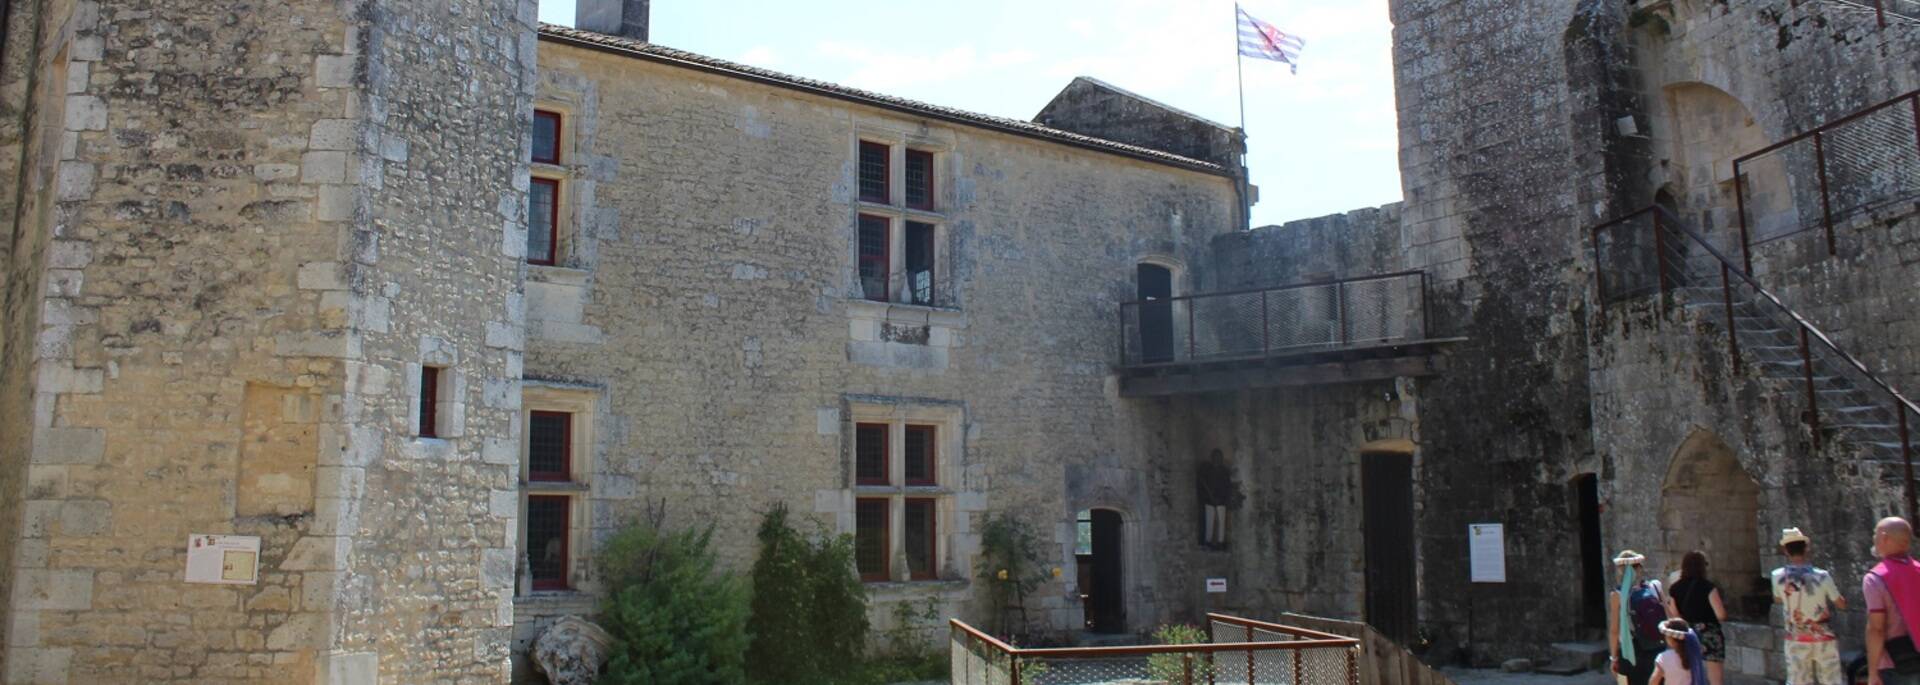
[
  {"xmin": 523, "ymin": 480, "xmax": 591, "ymax": 493},
  {"xmin": 845, "ymin": 299, "xmax": 965, "ymax": 327},
  {"xmin": 853, "ymin": 485, "xmax": 951, "ymax": 496},
  {"xmin": 865, "ymin": 579, "xmax": 971, "ymax": 599},
  {"xmin": 529, "ymin": 264, "xmax": 591, "ymax": 286}
]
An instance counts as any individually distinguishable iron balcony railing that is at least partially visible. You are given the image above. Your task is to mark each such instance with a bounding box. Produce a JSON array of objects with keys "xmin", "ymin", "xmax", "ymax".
[
  {"xmin": 1734, "ymin": 89, "xmax": 1920, "ymax": 269},
  {"xmin": 950, "ymin": 613, "xmax": 1361, "ymax": 685},
  {"xmin": 1118, "ymin": 271, "xmax": 1430, "ymax": 368},
  {"xmin": 1592, "ymin": 205, "xmax": 1920, "ymax": 520}
]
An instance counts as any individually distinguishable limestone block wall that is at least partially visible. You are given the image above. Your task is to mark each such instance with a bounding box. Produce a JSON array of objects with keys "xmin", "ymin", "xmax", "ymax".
[
  {"xmin": 1385, "ymin": 0, "xmax": 1607, "ymax": 660},
  {"xmin": 1587, "ymin": 296, "xmax": 1902, "ymax": 681},
  {"xmin": 0, "ymin": 0, "xmax": 535, "ymax": 682},
  {"xmin": 519, "ymin": 37, "xmax": 1239, "ymax": 656}
]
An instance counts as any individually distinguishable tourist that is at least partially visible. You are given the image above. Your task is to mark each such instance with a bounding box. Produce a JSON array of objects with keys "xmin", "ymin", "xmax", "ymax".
[
  {"xmin": 1772, "ymin": 527, "xmax": 1846, "ymax": 685},
  {"xmin": 1610, "ymin": 550, "xmax": 1668, "ymax": 685},
  {"xmin": 1667, "ymin": 550, "xmax": 1729, "ymax": 685},
  {"xmin": 1649, "ymin": 618, "xmax": 1708, "ymax": 685},
  {"xmin": 1866, "ymin": 517, "xmax": 1920, "ymax": 685}
]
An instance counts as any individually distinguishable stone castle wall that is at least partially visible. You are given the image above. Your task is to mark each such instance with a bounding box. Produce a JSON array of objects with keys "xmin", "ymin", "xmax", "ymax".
[
  {"xmin": 0, "ymin": 0, "xmax": 536, "ymax": 682},
  {"xmin": 515, "ymin": 37, "xmax": 1242, "ymax": 664}
]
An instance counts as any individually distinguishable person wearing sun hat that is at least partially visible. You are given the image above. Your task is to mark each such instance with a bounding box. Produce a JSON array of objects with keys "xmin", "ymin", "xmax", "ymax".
[
  {"xmin": 1772, "ymin": 527, "xmax": 1846, "ymax": 684},
  {"xmin": 1610, "ymin": 549, "xmax": 1669, "ymax": 685}
]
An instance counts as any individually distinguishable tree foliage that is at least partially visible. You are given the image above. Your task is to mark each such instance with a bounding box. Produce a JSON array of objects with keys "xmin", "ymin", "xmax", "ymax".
[
  {"xmin": 746, "ymin": 503, "xmax": 870, "ymax": 685},
  {"xmin": 598, "ymin": 513, "xmax": 751, "ymax": 685}
]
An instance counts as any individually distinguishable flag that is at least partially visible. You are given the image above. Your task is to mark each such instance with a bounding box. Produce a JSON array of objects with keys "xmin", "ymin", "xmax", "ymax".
[{"xmin": 1236, "ymin": 4, "xmax": 1305, "ymax": 74}]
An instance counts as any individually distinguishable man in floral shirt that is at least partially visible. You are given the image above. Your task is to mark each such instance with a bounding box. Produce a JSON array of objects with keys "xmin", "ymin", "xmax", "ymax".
[{"xmin": 1773, "ymin": 527, "xmax": 1848, "ymax": 684}]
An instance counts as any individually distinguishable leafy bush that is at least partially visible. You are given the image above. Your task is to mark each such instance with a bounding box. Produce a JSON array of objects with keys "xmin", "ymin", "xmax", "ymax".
[
  {"xmin": 746, "ymin": 504, "xmax": 870, "ymax": 685},
  {"xmin": 598, "ymin": 514, "xmax": 751, "ymax": 685},
  {"xmin": 851, "ymin": 598, "xmax": 950, "ymax": 683},
  {"xmin": 1146, "ymin": 624, "xmax": 1214, "ymax": 684},
  {"xmin": 977, "ymin": 515, "xmax": 1052, "ymax": 637}
]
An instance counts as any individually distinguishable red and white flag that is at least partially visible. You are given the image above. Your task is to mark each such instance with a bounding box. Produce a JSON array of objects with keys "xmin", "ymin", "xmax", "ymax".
[{"xmin": 1236, "ymin": 4, "xmax": 1305, "ymax": 74}]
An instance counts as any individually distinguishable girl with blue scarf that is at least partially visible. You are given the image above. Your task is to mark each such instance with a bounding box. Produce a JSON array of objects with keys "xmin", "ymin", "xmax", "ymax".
[
  {"xmin": 1651, "ymin": 618, "xmax": 1711, "ymax": 685},
  {"xmin": 1610, "ymin": 550, "xmax": 1668, "ymax": 685}
]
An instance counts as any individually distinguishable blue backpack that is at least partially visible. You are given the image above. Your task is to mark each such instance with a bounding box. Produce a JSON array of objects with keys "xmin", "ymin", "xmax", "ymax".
[{"xmin": 1628, "ymin": 581, "xmax": 1667, "ymax": 643}]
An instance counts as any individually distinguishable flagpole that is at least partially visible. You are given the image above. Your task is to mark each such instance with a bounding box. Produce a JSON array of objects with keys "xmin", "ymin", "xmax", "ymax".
[{"xmin": 1233, "ymin": 2, "xmax": 1250, "ymax": 231}]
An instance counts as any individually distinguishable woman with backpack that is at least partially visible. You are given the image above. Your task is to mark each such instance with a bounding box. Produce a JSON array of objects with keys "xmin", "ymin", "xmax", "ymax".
[
  {"xmin": 1667, "ymin": 551, "xmax": 1730, "ymax": 685},
  {"xmin": 1611, "ymin": 550, "xmax": 1670, "ymax": 685}
]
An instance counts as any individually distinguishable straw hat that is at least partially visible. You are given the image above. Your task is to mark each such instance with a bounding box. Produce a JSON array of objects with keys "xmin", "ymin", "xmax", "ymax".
[
  {"xmin": 1613, "ymin": 549, "xmax": 1646, "ymax": 566},
  {"xmin": 1780, "ymin": 527, "xmax": 1811, "ymax": 547}
]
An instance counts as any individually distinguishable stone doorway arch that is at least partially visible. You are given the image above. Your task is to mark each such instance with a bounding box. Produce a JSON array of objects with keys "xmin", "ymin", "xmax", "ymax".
[{"xmin": 1657, "ymin": 429, "xmax": 1766, "ymax": 620}]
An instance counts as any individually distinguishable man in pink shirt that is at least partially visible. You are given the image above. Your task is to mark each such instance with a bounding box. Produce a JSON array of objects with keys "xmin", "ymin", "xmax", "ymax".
[{"xmin": 1866, "ymin": 517, "xmax": 1920, "ymax": 685}]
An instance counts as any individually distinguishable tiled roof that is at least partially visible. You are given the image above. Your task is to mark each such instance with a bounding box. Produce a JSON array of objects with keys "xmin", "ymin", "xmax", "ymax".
[{"xmin": 536, "ymin": 24, "xmax": 1231, "ymax": 176}]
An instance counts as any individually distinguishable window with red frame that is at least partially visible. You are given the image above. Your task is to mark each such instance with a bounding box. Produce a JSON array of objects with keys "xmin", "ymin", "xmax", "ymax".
[
  {"xmin": 904, "ymin": 149, "xmax": 933, "ymax": 210},
  {"xmin": 904, "ymin": 498, "xmax": 936, "ymax": 580},
  {"xmin": 855, "ymin": 498, "xmax": 889, "ymax": 581},
  {"xmin": 528, "ymin": 411, "xmax": 571, "ymax": 481},
  {"xmin": 858, "ymin": 214, "xmax": 890, "ymax": 302},
  {"xmin": 526, "ymin": 495, "xmax": 570, "ymax": 590},
  {"xmin": 903, "ymin": 425, "xmax": 935, "ymax": 486},
  {"xmin": 858, "ymin": 141, "xmax": 890, "ymax": 203},
  {"xmin": 528, "ymin": 178, "xmax": 560, "ymax": 265},
  {"xmin": 418, "ymin": 366, "xmax": 441, "ymax": 438},
  {"xmin": 532, "ymin": 110, "xmax": 562, "ymax": 165},
  {"xmin": 855, "ymin": 423, "xmax": 888, "ymax": 486}
]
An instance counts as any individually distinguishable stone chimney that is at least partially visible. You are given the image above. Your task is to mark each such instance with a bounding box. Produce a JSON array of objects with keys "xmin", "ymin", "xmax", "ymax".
[{"xmin": 577, "ymin": 0, "xmax": 649, "ymax": 41}]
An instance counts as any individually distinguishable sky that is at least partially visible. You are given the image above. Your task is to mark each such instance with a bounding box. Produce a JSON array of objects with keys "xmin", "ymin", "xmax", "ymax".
[{"xmin": 536, "ymin": 1, "xmax": 1402, "ymax": 227}]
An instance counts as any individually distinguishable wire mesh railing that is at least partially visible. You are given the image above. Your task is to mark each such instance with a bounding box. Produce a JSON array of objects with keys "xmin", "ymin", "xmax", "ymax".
[
  {"xmin": 1118, "ymin": 272, "xmax": 1429, "ymax": 368},
  {"xmin": 950, "ymin": 614, "xmax": 1360, "ymax": 685},
  {"xmin": 1592, "ymin": 205, "xmax": 1920, "ymax": 521},
  {"xmin": 1733, "ymin": 90, "xmax": 1920, "ymax": 267}
]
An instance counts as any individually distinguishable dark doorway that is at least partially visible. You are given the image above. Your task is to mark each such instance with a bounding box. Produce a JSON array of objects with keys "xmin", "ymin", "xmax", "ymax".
[
  {"xmin": 1362, "ymin": 451, "xmax": 1416, "ymax": 645},
  {"xmin": 1078, "ymin": 509, "xmax": 1127, "ymax": 634},
  {"xmin": 1575, "ymin": 474, "xmax": 1606, "ymax": 629},
  {"xmin": 1137, "ymin": 264, "xmax": 1174, "ymax": 363}
]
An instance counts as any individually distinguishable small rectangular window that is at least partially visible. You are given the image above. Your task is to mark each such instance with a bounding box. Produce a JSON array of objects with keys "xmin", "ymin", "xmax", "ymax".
[
  {"xmin": 904, "ymin": 222, "xmax": 935, "ymax": 307},
  {"xmin": 855, "ymin": 498, "xmax": 890, "ymax": 582},
  {"xmin": 528, "ymin": 411, "xmax": 572, "ymax": 482},
  {"xmin": 527, "ymin": 495, "xmax": 570, "ymax": 590},
  {"xmin": 532, "ymin": 110, "xmax": 562, "ymax": 165},
  {"xmin": 858, "ymin": 214, "xmax": 890, "ymax": 302},
  {"xmin": 418, "ymin": 366, "xmax": 441, "ymax": 438},
  {"xmin": 858, "ymin": 141, "xmax": 890, "ymax": 203},
  {"xmin": 528, "ymin": 178, "xmax": 560, "ymax": 266},
  {"xmin": 904, "ymin": 498, "xmax": 936, "ymax": 581},
  {"xmin": 904, "ymin": 149, "xmax": 933, "ymax": 210},
  {"xmin": 855, "ymin": 423, "xmax": 889, "ymax": 486},
  {"xmin": 904, "ymin": 425, "xmax": 935, "ymax": 486}
]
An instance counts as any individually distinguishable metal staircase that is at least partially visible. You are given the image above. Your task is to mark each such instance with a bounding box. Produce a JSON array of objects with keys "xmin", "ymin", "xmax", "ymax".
[{"xmin": 1592, "ymin": 205, "xmax": 1919, "ymax": 516}]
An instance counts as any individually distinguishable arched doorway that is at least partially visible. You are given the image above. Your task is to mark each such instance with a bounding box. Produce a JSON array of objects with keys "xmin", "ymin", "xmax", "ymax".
[
  {"xmin": 1657, "ymin": 430, "xmax": 1766, "ymax": 620},
  {"xmin": 1076, "ymin": 508, "xmax": 1127, "ymax": 634}
]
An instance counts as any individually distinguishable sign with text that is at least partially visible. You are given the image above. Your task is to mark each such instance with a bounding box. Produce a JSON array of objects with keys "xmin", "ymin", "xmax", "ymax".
[
  {"xmin": 1468, "ymin": 523, "xmax": 1506, "ymax": 583},
  {"xmin": 1206, "ymin": 578, "xmax": 1228, "ymax": 593},
  {"xmin": 186, "ymin": 534, "xmax": 260, "ymax": 585}
]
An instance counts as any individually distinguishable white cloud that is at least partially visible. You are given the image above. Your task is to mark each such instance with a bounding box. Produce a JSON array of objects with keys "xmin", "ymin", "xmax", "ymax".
[
  {"xmin": 735, "ymin": 46, "xmax": 780, "ymax": 69},
  {"xmin": 815, "ymin": 41, "xmax": 981, "ymax": 91}
]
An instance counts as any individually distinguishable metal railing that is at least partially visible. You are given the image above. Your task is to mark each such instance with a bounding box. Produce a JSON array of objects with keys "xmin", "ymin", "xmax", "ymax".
[
  {"xmin": 1118, "ymin": 272, "xmax": 1430, "ymax": 368},
  {"xmin": 950, "ymin": 614, "xmax": 1361, "ymax": 685},
  {"xmin": 1733, "ymin": 90, "xmax": 1920, "ymax": 269},
  {"xmin": 1802, "ymin": 0, "xmax": 1920, "ymax": 28},
  {"xmin": 1592, "ymin": 205, "xmax": 1920, "ymax": 520}
]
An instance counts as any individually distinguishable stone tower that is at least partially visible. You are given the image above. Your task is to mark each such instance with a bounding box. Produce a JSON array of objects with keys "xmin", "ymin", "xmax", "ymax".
[{"xmin": 0, "ymin": 0, "xmax": 536, "ymax": 682}]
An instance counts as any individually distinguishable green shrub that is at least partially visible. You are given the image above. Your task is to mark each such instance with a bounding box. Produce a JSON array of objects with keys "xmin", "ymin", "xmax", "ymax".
[
  {"xmin": 851, "ymin": 598, "xmax": 950, "ymax": 683},
  {"xmin": 1146, "ymin": 624, "xmax": 1214, "ymax": 684},
  {"xmin": 598, "ymin": 516, "xmax": 751, "ymax": 685},
  {"xmin": 746, "ymin": 504, "xmax": 870, "ymax": 685}
]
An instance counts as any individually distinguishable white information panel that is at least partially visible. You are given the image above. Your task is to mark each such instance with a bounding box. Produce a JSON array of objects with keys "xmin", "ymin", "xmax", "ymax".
[
  {"xmin": 1206, "ymin": 578, "xmax": 1228, "ymax": 593},
  {"xmin": 1468, "ymin": 523, "xmax": 1506, "ymax": 583},
  {"xmin": 186, "ymin": 534, "xmax": 261, "ymax": 585}
]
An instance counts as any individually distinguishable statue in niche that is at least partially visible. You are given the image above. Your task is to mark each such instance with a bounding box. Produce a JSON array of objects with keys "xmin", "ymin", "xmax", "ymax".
[{"xmin": 1197, "ymin": 448, "xmax": 1241, "ymax": 549}]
